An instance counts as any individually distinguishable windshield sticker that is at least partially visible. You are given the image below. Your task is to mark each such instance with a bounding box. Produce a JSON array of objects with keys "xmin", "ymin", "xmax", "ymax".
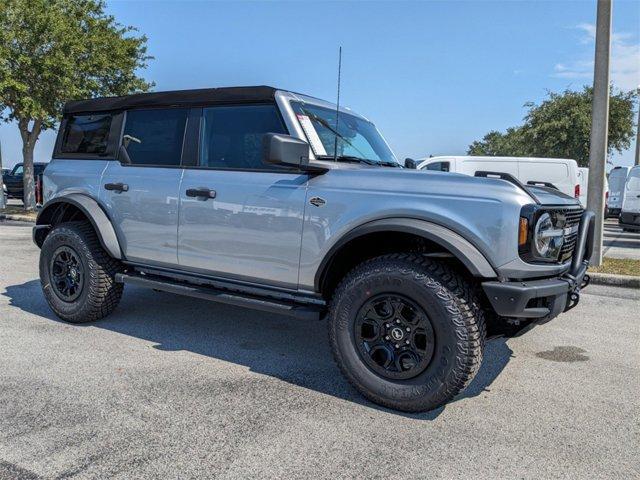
[{"xmin": 297, "ymin": 114, "xmax": 327, "ymax": 156}]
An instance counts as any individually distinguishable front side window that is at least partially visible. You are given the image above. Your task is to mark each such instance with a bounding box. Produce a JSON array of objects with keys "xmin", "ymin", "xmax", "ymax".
[
  {"xmin": 291, "ymin": 102, "xmax": 398, "ymax": 166},
  {"xmin": 123, "ymin": 108, "xmax": 188, "ymax": 166},
  {"xmin": 60, "ymin": 114, "xmax": 112, "ymax": 154},
  {"xmin": 11, "ymin": 164, "xmax": 24, "ymax": 176},
  {"xmin": 425, "ymin": 161, "xmax": 450, "ymax": 172},
  {"xmin": 199, "ymin": 104, "xmax": 287, "ymax": 170}
]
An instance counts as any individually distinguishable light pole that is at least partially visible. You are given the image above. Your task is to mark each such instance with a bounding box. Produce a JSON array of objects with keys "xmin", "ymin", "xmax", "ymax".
[
  {"xmin": 586, "ymin": 0, "xmax": 612, "ymax": 266},
  {"xmin": 0, "ymin": 139, "xmax": 5, "ymax": 210},
  {"xmin": 635, "ymin": 89, "xmax": 640, "ymax": 166}
]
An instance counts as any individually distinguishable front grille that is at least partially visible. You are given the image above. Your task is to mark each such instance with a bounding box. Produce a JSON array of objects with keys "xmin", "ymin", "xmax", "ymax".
[{"xmin": 557, "ymin": 207, "xmax": 583, "ymax": 262}]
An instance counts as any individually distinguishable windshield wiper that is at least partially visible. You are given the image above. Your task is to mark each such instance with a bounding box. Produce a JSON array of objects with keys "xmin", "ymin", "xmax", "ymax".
[
  {"xmin": 317, "ymin": 155, "xmax": 400, "ymax": 167},
  {"xmin": 316, "ymin": 155, "xmax": 378, "ymax": 166},
  {"xmin": 378, "ymin": 160, "xmax": 401, "ymax": 168}
]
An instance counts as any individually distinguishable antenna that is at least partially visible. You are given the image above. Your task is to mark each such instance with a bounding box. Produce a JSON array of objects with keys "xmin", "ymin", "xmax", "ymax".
[{"xmin": 333, "ymin": 46, "xmax": 342, "ymax": 160}]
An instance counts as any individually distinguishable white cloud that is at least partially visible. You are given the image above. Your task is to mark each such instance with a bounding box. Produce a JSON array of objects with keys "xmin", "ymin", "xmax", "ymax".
[{"xmin": 552, "ymin": 23, "xmax": 640, "ymax": 91}]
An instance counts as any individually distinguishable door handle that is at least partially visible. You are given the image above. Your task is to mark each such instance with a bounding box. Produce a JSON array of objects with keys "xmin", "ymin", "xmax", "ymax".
[
  {"xmin": 104, "ymin": 182, "xmax": 129, "ymax": 193},
  {"xmin": 186, "ymin": 188, "xmax": 216, "ymax": 199}
]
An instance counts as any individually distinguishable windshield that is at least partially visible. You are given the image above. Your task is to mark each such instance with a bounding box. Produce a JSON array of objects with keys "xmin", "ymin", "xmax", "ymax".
[{"xmin": 291, "ymin": 102, "xmax": 398, "ymax": 165}]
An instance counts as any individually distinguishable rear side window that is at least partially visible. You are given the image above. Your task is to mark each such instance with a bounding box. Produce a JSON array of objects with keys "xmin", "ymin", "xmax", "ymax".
[
  {"xmin": 123, "ymin": 108, "xmax": 188, "ymax": 166},
  {"xmin": 60, "ymin": 114, "xmax": 112, "ymax": 154},
  {"xmin": 199, "ymin": 104, "xmax": 287, "ymax": 170}
]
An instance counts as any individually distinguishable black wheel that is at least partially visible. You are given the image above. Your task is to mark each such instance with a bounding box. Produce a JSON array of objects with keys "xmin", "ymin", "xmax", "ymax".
[
  {"xmin": 328, "ymin": 254, "xmax": 486, "ymax": 412},
  {"xmin": 39, "ymin": 222, "xmax": 123, "ymax": 323}
]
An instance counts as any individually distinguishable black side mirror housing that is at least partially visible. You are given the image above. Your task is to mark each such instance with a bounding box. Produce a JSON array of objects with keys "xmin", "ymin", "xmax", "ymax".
[
  {"xmin": 263, "ymin": 133, "xmax": 326, "ymax": 172},
  {"xmin": 404, "ymin": 158, "xmax": 417, "ymax": 169}
]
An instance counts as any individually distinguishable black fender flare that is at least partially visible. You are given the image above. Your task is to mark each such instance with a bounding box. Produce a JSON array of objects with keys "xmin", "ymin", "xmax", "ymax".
[
  {"xmin": 34, "ymin": 193, "xmax": 123, "ymax": 260},
  {"xmin": 314, "ymin": 217, "xmax": 497, "ymax": 291}
]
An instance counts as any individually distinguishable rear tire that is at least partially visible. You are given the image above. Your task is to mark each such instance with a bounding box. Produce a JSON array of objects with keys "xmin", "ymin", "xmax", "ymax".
[
  {"xmin": 39, "ymin": 222, "xmax": 123, "ymax": 323},
  {"xmin": 328, "ymin": 254, "xmax": 485, "ymax": 412}
]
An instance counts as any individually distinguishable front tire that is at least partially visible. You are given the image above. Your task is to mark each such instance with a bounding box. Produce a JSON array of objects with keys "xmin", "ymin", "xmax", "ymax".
[
  {"xmin": 328, "ymin": 254, "xmax": 485, "ymax": 412},
  {"xmin": 39, "ymin": 222, "xmax": 123, "ymax": 323}
]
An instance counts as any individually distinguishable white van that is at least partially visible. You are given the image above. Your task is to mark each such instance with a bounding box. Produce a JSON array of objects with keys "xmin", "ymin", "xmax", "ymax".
[
  {"xmin": 607, "ymin": 166, "xmax": 631, "ymax": 217},
  {"xmin": 619, "ymin": 165, "xmax": 640, "ymax": 232},
  {"xmin": 418, "ymin": 156, "xmax": 580, "ymax": 199},
  {"xmin": 577, "ymin": 167, "xmax": 609, "ymax": 213}
]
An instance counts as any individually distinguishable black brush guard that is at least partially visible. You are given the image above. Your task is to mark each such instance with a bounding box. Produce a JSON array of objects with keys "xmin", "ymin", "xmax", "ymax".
[{"xmin": 482, "ymin": 210, "xmax": 595, "ymax": 320}]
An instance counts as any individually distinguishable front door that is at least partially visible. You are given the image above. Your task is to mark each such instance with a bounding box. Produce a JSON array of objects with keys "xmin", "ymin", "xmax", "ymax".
[
  {"xmin": 178, "ymin": 104, "xmax": 307, "ymax": 289},
  {"xmin": 100, "ymin": 108, "xmax": 189, "ymax": 267}
]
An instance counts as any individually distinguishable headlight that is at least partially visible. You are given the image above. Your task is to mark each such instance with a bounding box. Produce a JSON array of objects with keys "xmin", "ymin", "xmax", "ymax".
[{"xmin": 532, "ymin": 212, "xmax": 564, "ymax": 260}]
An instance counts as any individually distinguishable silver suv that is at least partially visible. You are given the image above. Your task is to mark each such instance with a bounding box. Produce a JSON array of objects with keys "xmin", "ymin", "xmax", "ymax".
[{"xmin": 34, "ymin": 86, "xmax": 594, "ymax": 412}]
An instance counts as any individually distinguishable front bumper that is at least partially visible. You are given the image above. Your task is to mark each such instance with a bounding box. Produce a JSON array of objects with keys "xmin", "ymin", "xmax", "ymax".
[
  {"xmin": 619, "ymin": 212, "xmax": 640, "ymax": 231},
  {"xmin": 607, "ymin": 207, "xmax": 621, "ymax": 218},
  {"xmin": 482, "ymin": 210, "xmax": 595, "ymax": 320}
]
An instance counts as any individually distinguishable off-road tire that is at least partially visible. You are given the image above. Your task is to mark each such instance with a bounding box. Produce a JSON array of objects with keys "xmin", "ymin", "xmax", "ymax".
[
  {"xmin": 328, "ymin": 254, "xmax": 486, "ymax": 412},
  {"xmin": 39, "ymin": 222, "xmax": 123, "ymax": 323}
]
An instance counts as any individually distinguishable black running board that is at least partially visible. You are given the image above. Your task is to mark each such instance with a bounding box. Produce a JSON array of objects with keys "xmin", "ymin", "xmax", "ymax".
[{"xmin": 115, "ymin": 272, "xmax": 322, "ymax": 320}]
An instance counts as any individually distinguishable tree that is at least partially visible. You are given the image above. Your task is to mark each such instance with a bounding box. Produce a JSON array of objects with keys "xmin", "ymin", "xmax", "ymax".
[
  {"xmin": 468, "ymin": 87, "xmax": 637, "ymax": 167},
  {"xmin": 467, "ymin": 127, "xmax": 529, "ymax": 157},
  {"xmin": 0, "ymin": 0, "xmax": 153, "ymax": 210}
]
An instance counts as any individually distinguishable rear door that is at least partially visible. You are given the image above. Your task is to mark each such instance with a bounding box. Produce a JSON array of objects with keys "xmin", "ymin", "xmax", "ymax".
[
  {"xmin": 178, "ymin": 104, "xmax": 307, "ymax": 288},
  {"xmin": 100, "ymin": 108, "xmax": 189, "ymax": 267},
  {"xmin": 608, "ymin": 167, "xmax": 628, "ymax": 209},
  {"xmin": 622, "ymin": 167, "xmax": 640, "ymax": 214}
]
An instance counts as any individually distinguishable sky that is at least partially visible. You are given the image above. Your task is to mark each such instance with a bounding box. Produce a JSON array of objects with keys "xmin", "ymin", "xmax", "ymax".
[{"xmin": 1, "ymin": 0, "xmax": 639, "ymax": 170}]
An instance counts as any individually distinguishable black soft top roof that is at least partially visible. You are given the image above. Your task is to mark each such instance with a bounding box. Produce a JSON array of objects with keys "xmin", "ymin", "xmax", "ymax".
[{"xmin": 63, "ymin": 86, "xmax": 279, "ymax": 114}]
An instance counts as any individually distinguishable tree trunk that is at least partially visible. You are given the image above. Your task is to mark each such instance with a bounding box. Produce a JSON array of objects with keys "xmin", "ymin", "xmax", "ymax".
[
  {"xmin": 18, "ymin": 118, "xmax": 42, "ymax": 212},
  {"xmin": 22, "ymin": 143, "xmax": 36, "ymax": 211}
]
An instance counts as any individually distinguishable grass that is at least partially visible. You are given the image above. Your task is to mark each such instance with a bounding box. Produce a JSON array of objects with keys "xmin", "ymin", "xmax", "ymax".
[
  {"xmin": 0, "ymin": 204, "xmax": 37, "ymax": 221},
  {"xmin": 589, "ymin": 257, "xmax": 640, "ymax": 277}
]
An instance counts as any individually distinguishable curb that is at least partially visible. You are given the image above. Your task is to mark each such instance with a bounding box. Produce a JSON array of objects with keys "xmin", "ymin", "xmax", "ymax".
[
  {"xmin": 588, "ymin": 272, "xmax": 640, "ymax": 289},
  {"xmin": 0, "ymin": 213, "xmax": 36, "ymax": 223}
]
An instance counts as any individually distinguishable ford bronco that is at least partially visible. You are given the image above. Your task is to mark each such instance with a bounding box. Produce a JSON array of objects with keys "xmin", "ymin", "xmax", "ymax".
[{"xmin": 34, "ymin": 86, "xmax": 594, "ymax": 412}]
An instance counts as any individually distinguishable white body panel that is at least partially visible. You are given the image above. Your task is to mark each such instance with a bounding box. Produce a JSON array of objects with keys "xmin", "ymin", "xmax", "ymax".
[
  {"xmin": 418, "ymin": 156, "xmax": 579, "ymax": 199},
  {"xmin": 577, "ymin": 167, "xmax": 608, "ymax": 209},
  {"xmin": 622, "ymin": 166, "xmax": 640, "ymax": 215},
  {"xmin": 608, "ymin": 166, "xmax": 630, "ymax": 210}
]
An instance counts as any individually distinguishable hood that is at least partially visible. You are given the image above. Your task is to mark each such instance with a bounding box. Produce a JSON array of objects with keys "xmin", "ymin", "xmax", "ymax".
[
  {"xmin": 526, "ymin": 185, "xmax": 581, "ymax": 207},
  {"xmin": 321, "ymin": 165, "xmax": 582, "ymax": 208},
  {"xmin": 320, "ymin": 166, "xmax": 536, "ymax": 206}
]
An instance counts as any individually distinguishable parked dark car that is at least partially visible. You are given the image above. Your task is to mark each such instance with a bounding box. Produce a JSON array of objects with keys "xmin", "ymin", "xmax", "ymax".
[{"xmin": 3, "ymin": 162, "xmax": 48, "ymax": 200}]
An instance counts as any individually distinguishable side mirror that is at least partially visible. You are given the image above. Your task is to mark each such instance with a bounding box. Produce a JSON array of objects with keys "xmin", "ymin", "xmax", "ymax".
[
  {"xmin": 404, "ymin": 158, "xmax": 417, "ymax": 169},
  {"xmin": 263, "ymin": 133, "xmax": 311, "ymax": 169}
]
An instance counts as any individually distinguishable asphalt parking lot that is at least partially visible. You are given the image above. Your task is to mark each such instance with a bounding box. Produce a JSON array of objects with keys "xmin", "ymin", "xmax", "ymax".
[
  {"xmin": 0, "ymin": 220, "xmax": 638, "ymax": 479},
  {"xmin": 603, "ymin": 218, "xmax": 640, "ymax": 260}
]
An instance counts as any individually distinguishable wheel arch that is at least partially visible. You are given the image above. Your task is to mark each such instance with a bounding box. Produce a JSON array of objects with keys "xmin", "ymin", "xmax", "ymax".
[
  {"xmin": 34, "ymin": 194, "xmax": 123, "ymax": 260},
  {"xmin": 315, "ymin": 218, "xmax": 497, "ymax": 296}
]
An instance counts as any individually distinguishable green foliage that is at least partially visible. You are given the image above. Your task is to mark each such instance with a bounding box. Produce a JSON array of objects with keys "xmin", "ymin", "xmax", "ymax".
[
  {"xmin": 467, "ymin": 127, "xmax": 529, "ymax": 157},
  {"xmin": 468, "ymin": 87, "xmax": 638, "ymax": 167},
  {"xmin": 0, "ymin": 0, "xmax": 153, "ymax": 128},
  {"xmin": 0, "ymin": 0, "xmax": 153, "ymax": 209}
]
